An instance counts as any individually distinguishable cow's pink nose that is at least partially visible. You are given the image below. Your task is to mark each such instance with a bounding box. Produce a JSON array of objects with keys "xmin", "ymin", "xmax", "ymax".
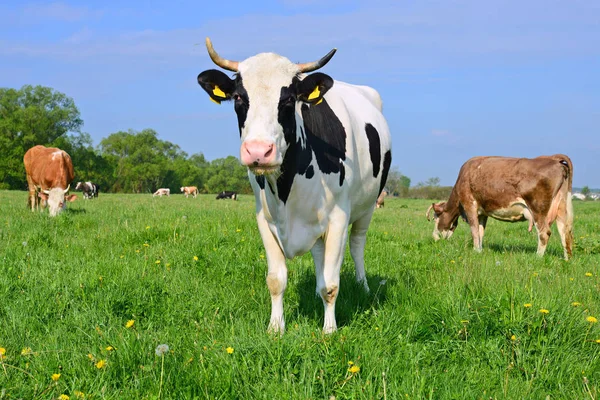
[{"xmin": 240, "ymin": 140, "xmax": 275, "ymax": 166}]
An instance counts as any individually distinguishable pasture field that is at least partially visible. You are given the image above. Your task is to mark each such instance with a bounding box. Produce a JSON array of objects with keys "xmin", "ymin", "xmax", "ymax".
[{"xmin": 1, "ymin": 190, "xmax": 600, "ymax": 399}]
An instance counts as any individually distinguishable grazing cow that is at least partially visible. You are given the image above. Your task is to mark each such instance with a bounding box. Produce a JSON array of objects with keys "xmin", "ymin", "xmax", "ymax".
[
  {"xmin": 181, "ymin": 186, "xmax": 199, "ymax": 198},
  {"xmin": 426, "ymin": 155, "xmax": 574, "ymax": 260},
  {"xmin": 216, "ymin": 191, "xmax": 238, "ymax": 200},
  {"xmin": 75, "ymin": 181, "xmax": 99, "ymax": 199},
  {"xmin": 376, "ymin": 189, "xmax": 388, "ymax": 208},
  {"xmin": 197, "ymin": 38, "xmax": 392, "ymax": 333},
  {"xmin": 24, "ymin": 145, "xmax": 77, "ymax": 217},
  {"xmin": 153, "ymin": 188, "xmax": 170, "ymax": 197}
]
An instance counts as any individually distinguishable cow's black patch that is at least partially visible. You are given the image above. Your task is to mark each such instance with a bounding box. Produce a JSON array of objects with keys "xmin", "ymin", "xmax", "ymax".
[
  {"xmin": 306, "ymin": 165, "xmax": 314, "ymax": 179},
  {"xmin": 339, "ymin": 161, "xmax": 345, "ymax": 186},
  {"xmin": 365, "ymin": 123, "xmax": 381, "ymax": 178},
  {"xmin": 233, "ymin": 76, "xmax": 249, "ymax": 137},
  {"xmin": 267, "ymin": 180, "xmax": 275, "ymax": 194},
  {"xmin": 255, "ymin": 175, "xmax": 265, "ymax": 190},
  {"xmin": 379, "ymin": 150, "xmax": 392, "ymax": 195},
  {"xmin": 301, "ymin": 102, "xmax": 346, "ymax": 174}
]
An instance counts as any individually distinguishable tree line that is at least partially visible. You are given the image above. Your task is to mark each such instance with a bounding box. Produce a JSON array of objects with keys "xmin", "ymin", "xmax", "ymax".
[
  {"xmin": 2, "ymin": 84, "xmax": 446, "ymax": 197},
  {"xmin": 1, "ymin": 85, "xmax": 251, "ymax": 194}
]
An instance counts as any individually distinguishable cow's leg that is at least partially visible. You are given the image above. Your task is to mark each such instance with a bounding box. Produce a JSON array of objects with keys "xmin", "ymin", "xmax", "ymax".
[
  {"xmin": 478, "ymin": 215, "xmax": 488, "ymax": 247},
  {"xmin": 532, "ymin": 214, "xmax": 551, "ymax": 257},
  {"xmin": 349, "ymin": 209, "xmax": 375, "ymax": 293},
  {"xmin": 316, "ymin": 211, "xmax": 349, "ymax": 334},
  {"xmin": 256, "ymin": 210, "xmax": 287, "ymax": 334},
  {"xmin": 555, "ymin": 195, "xmax": 574, "ymax": 260},
  {"xmin": 463, "ymin": 205, "xmax": 482, "ymax": 252}
]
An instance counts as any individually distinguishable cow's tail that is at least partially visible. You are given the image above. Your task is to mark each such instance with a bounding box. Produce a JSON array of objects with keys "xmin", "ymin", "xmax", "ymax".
[{"xmin": 553, "ymin": 154, "xmax": 574, "ymax": 259}]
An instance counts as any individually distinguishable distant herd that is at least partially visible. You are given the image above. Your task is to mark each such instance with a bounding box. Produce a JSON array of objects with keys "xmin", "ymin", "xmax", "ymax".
[{"xmin": 20, "ymin": 37, "xmax": 578, "ymax": 334}]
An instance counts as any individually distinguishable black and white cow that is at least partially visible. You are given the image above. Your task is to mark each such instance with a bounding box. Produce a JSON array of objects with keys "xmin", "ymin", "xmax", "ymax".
[
  {"xmin": 197, "ymin": 38, "xmax": 392, "ymax": 334},
  {"xmin": 216, "ymin": 191, "xmax": 238, "ymax": 200},
  {"xmin": 75, "ymin": 181, "xmax": 99, "ymax": 199}
]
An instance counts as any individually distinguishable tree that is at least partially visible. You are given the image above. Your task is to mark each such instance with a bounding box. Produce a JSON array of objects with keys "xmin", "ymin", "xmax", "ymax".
[
  {"xmin": 581, "ymin": 186, "xmax": 591, "ymax": 199},
  {"xmin": 385, "ymin": 166, "xmax": 411, "ymax": 197},
  {"xmin": 0, "ymin": 85, "xmax": 82, "ymax": 189}
]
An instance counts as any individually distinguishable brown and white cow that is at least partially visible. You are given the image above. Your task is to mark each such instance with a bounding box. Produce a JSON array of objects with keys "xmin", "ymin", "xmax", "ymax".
[
  {"xmin": 426, "ymin": 155, "xmax": 574, "ymax": 259},
  {"xmin": 376, "ymin": 189, "xmax": 388, "ymax": 208},
  {"xmin": 153, "ymin": 188, "xmax": 170, "ymax": 197},
  {"xmin": 24, "ymin": 145, "xmax": 77, "ymax": 217},
  {"xmin": 180, "ymin": 186, "xmax": 198, "ymax": 198}
]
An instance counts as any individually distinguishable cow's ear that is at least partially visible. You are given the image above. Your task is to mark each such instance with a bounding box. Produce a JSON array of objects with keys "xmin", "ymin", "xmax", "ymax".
[
  {"xmin": 38, "ymin": 192, "xmax": 49, "ymax": 201},
  {"xmin": 296, "ymin": 72, "xmax": 334, "ymax": 105},
  {"xmin": 66, "ymin": 194, "xmax": 77, "ymax": 202},
  {"xmin": 197, "ymin": 69, "xmax": 236, "ymax": 105},
  {"xmin": 433, "ymin": 202, "xmax": 445, "ymax": 214}
]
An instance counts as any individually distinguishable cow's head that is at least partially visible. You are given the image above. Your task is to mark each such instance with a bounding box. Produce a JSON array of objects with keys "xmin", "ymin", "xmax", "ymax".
[
  {"xmin": 426, "ymin": 201, "xmax": 458, "ymax": 240},
  {"xmin": 38, "ymin": 185, "xmax": 77, "ymax": 216},
  {"xmin": 180, "ymin": 187, "xmax": 184, "ymax": 192},
  {"xmin": 197, "ymin": 38, "xmax": 336, "ymax": 176},
  {"xmin": 75, "ymin": 182, "xmax": 83, "ymax": 190}
]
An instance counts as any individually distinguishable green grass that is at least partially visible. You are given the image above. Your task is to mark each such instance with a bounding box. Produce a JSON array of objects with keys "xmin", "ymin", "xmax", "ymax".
[{"xmin": 0, "ymin": 190, "xmax": 599, "ymax": 399}]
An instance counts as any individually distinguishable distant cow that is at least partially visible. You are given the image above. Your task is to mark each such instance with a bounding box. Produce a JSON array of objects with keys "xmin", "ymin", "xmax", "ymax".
[
  {"xmin": 197, "ymin": 38, "xmax": 391, "ymax": 333},
  {"xmin": 75, "ymin": 181, "xmax": 99, "ymax": 199},
  {"xmin": 376, "ymin": 189, "xmax": 388, "ymax": 208},
  {"xmin": 24, "ymin": 145, "xmax": 77, "ymax": 216},
  {"xmin": 216, "ymin": 191, "xmax": 238, "ymax": 200},
  {"xmin": 426, "ymin": 155, "xmax": 574, "ymax": 259},
  {"xmin": 181, "ymin": 186, "xmax": 198, "ymax": 198},
  {"xmin": 153, "ymin": 188, "xmax": 170, "ymax": 197}
]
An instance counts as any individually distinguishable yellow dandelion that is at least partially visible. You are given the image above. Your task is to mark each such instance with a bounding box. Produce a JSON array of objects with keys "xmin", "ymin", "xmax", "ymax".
[
  {"xmin": 348, "ymin": 361, "xmax": 354, "ymax": 366},
  {"xmin": 21, "ymin": 347, "xmax": 33, "ymax": 356},
  {"xmin": 236, "ymin": 228, "xmax": 241, "ymax": 232},
  {"xmin": 146, "ymin": 226, "xmax": 150, "ymax": 229},
  {"xmin": 87, "ymin": 353, "xmax": 94, "ymax": 360},
  {"xmin": 348, "ymin": 365, "xmax": 360, "ymax": 374},
  {"xmin": 510, "ymin": 335, "xmax": 516, "ymax": 341},
  {"xmin": 59, "ymin": 395, "xmax": 70, "ymax": 400},
  {"xmin": 136, "ymin": 249, "xmax": 140, "ymax": 253},
  {"xmin": 572, "ymin": 302, "xmax": 582, "ymax": 307},
  {"xmin": 259, "ymin": 254, "xmax": 265, "ymax": 259},
  {"xmin": 95, "ymin": 359, "xmax": 106, "ymax": 369},
  {"xmin": 226, "ymin": 347, "xmax": 234, "ymax": 354},
  {"xmin": 585, "ymin": 272, "xmax": 593, "ymax": 277},
  {"xmin": 155, "ymin": 260, "xmax": 161, "ymax": 264},
  {"xmin": 570, "ymin": 277, "xmax": 574, "ymax": 281},
  {"xmin": 587, "ymin": 316, "xmax": 598, "ymax": 323},
  {"xmin": 143, "ymin": 243, "xmax": 150, "ymax": 247},
  {"xmin": 0, "ymin": 347, "xmax": 5, "ymax": 357},
  {"xmin": 539, "ymin": 309, "xmax": 549, "ymax": 314},
  {"xmin": 524, "ymin": 303, "xmax": 532, "ymax": 308},
  {"xmin": 51, "ymin": 373, "xmax": 61, "ymax": 381},
  {"xmin": 74, "ymin": 391, "xmax": 85, "ymax": 399},
  {"xmin": 596, "ymin": 339, "xmax": 600, "ymax": 344},
  {"xmin": 450, "ymin": 260, "xmax": 455, "ymax": 264},
  {"xmin": 125, "ymin": 320, "xmax": 135, "ymax": 329},
  {"xmin": 120, "ymin": 255, "xmax": 125, "ymax": 259},
  {"xmin": 106, "ymin": 346, "xmax": 114, "ymax": 351},
  {"xmin": 193, "ymin": 256, "xmax": 198, "ymax": 261},
  {"xmin": 532, "ymin": 272, "xmax": 539, "ymax": 277}
]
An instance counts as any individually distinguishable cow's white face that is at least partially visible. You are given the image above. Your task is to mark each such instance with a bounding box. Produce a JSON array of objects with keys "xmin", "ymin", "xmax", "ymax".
[
  {"xmin": 39, "ymin": 188, "xmax": 76, "ymax": 217},
  {"xmin": 198, "ymin": 52, "xmax": 334, "ymax": 177}
]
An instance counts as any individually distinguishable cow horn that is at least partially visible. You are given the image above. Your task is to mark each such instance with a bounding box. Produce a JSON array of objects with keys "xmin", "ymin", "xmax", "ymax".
[
  {"xmin": 205, "ymin": 37, "xmax": 239, "ymax": 72},
  {"xmin": 63, "ymin": 184, "xmax": 70, "ymax": 194},
  {"xmin": 426, "ymin": 204, "xmax": 434, "ymax": 221},
  {"xmin": 296, "ymin": 48, "xmax": 337, "ymax": 73},
  {"xmin": 43, "ymin": 189, "xmax": 50, "ymax": 194}
]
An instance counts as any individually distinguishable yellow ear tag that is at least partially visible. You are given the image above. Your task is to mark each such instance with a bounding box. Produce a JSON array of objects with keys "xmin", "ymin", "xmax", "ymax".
[
  {"xmin": 213, "ymin": 85, "xmax": 226, "ymax": 98},
  {"xmin": 315, "ymin": 99, "xmax": 323, "ymax": 105},
  {"xmin": 308, "ymin": 86, "xmax": 320, "ymax": 101},
  {"xmin": 210, "ymin": 97, "xmax": 221, "ymax": 105}
]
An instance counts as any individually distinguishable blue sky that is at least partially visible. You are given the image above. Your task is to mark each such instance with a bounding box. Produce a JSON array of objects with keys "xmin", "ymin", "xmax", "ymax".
[{"xmin": 1, "ymin": 0, "xmax": 599, "ymax": 187}]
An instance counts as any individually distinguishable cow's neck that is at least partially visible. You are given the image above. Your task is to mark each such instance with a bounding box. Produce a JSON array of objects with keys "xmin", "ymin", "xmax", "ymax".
[{"xmin": 444, "ymin": 187, "xmax": 462, "ymax": 219}]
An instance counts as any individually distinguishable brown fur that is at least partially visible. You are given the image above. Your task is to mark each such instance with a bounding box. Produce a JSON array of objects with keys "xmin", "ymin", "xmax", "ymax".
[{"xmin": 430, "ymin": 154, "xmax": 573, "ymax": 259}]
